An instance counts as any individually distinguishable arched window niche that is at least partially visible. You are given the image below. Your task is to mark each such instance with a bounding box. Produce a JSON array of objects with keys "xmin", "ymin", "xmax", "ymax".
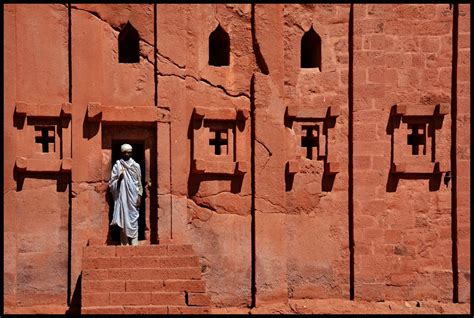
[
  {"xmin": 209, "ymin": 24, "xmax": 230, "ymax": 67},
  {"xmin": 118, "ymin": 21, "xmax": 140, "ymax": 63},
  {"xmin": 301, "ymin": 25, "xmax": 322, "ymax": 70}
]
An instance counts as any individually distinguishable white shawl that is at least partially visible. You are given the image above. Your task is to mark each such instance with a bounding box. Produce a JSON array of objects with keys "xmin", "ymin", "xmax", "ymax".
[{"xmin": 109, "ymin": 158, "xmax": 143, "ymax": 239}]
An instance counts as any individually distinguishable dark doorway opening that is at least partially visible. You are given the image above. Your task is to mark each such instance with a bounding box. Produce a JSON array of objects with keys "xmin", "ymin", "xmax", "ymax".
[{"xmin": 108, "ymin": 141, "xmax": 146, "ymax": 243}]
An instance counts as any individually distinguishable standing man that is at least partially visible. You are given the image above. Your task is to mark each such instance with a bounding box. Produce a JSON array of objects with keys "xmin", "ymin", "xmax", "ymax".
[{"xmin": 109, "ymin": 143, "xmax": 143, "ymax": 246}]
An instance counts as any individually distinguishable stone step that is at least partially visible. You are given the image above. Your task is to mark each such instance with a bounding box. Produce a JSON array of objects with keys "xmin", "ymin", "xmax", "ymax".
[
  {"xmin": 82, "ymin": 255, "xmax": 200, "ymax": 270},
  {"xmin": 82, "ymin": 279, "xmax": 207, "ymax": 294},
  {"xmin": 83, "ymin": 244, "xmax": 195, "ymax": 258},
  {"xmin": 81, "ymin": 305, "xmax": 210, "ymax": 314},
  {"xmin": 83, "ymin": 267, "xmax": 202, "ymax": 281},
  {"xmin": 81, "ymin": 243, "xmax": 210, "ymax": 313}
]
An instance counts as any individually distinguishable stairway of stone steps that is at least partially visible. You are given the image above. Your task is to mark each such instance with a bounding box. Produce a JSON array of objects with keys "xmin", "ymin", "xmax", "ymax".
[{"xmin": 81, "ymin": 244, "xmax": 210, "ymax": 314}]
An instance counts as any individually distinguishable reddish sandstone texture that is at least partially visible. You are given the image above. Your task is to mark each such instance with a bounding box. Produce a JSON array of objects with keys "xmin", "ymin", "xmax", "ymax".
[{"xmin": 3, "ymin": 3, "xmax": 470, "ymax": 315}]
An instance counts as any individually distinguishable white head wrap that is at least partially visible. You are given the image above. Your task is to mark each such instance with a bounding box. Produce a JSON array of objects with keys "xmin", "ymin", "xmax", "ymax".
[{"xmin": 121, "ymin": 143, "xmax": 133, "ymax": 152}]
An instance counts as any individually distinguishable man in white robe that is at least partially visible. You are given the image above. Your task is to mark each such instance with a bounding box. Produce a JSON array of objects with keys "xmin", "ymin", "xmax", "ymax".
[{"xmin": 109, "ymin": 144, "xmax": 143, "ymax": 246}]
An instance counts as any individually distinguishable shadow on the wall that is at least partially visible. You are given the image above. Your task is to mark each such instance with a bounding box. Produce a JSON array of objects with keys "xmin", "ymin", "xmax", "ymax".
[
  {"xmin": 65, "ymin": 274, "xmax": 82, "ymax": 314},
  {"xmin": 186, "ymin": 111, "xmax": 245, "ymax": 196},
  {"xmin": 13, "ymin": 169, "xmax": 70, "ymax": 192},
  {"xmin": 285, "ymin": 170, "xmax": 295, "ymax": 192},
  {"xmin": 386, "ymin": 172, "xmax": 442, "ymax": 192},
  {"xmin": 188, "ymin": 174, "xmax": 244, "ymax": 197},
  {"xmin": 82, "ymin": 110, "xmax": 100, "ymax": 140},
  {"xmin": 322, "ymin": 173, "xmax": 336, "ymax": 192},
  {"xmin": 13, "ymin": 111, "xmax": 26, "ymax": 129},
  {"xmin": 385, "ymin": 105, "xmax": 443, "ymax": 192}
]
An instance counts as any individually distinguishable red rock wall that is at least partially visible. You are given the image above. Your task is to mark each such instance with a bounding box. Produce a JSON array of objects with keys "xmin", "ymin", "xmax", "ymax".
[
  {"xmin": 4, "ymin": 4, "xmax": 70, "ymax": 307},
  {"xmin": 157, "ymin": 4, "xmax": 254, "ymax": 306},
  {"xmin": 69, "ymin": 4, "xmax": 156, "ymax": 306},
  {"xmin": 253, "ymin": 4, "xmax": 350, "ymax": 303},
  {"xmin": 3, "ymin": 3, "xmax": 470, "ymax": 311},
  {"xmin": 456, "ymin": 3, "xmax": 470, "ymax": 303},
  {"xmin": 353, "ymin": 4, "xmax": 455, "ymax": 302}
]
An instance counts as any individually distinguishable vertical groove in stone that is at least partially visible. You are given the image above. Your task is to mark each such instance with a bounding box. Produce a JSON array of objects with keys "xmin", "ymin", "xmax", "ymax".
[
  {"xmin": 67, "ymin": 2, "xmax": 72, "ymax": 307},
  {"xmin": 251, "ymin": 4, "xmax": 269, "ymax": 75},
  {"xmin": 154, "ymin": 3, "xmax": 158, "ymax": 107},
  {"xmin": 250, "ymin": 74, "xmax": 256, "ymax": 309},
  {"xmin": 68, "ymin": 4, "xmax": 72, "ymax": 104},
  {"xmin": 450, "ymin": 3, "xmax": 459, "ymax": 304},
  {"xmin": 153, "ymin": 3, "xmax": 159, "ymax": 245},
  {"xmin": 348, "ymin": 3, "xmax": 355, "ymax": 301},
  {"xmin": 169, "ymin": 122, "xmax": 173, "ymax": 240}
]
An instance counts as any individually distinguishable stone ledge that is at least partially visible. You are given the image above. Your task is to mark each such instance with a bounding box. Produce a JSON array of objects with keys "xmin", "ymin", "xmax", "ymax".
[
  {"xmin": 391, "ymin": 161, "xmax": 449, "ymax": 174},
  {"xmin": 87, "ymin": 103, "xmax": 170, "ymax": 123},
  {"xmin": 286, "ymin": 105, "xmax": 340, "ymax": 119},
  {"xmin": 193, "ymin": 106, "xmax": 249, "ymax": 121},
  {"xmin": 192, "ymin": 159, "xmax": 248, "ymax": 175},
  {"xmin": 15, "ymin": 101, "xmax": 72, "ymax": 117},
  {"xmin": 393, "ymin": 103, "xmax": 450, "ymax": 116},
  {"xmin": 15, "ymin": 157, "xmax": 72, "ymax": 172}
]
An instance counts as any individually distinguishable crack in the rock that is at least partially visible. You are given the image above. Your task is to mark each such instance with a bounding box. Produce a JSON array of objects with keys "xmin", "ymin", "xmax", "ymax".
[
  {"xmin": 69, "ymin": 5, "xmax": 156, "ymax": 69},
  {"xmin": 140, "ymin": 51, "xmax": 154, "ymax": 67},
  {"xmin": 68, "ymin": 5, "xmax": 250, "ymax": 101},
  {"xmin": 156, "ymin": 51, "xmax": 186, "ymax": 69},
  {"xmin": 68, "ymin": 5, "xmax": 186, "ymax": 73},
  {"xmin": 251, "ymin": 4, "xmax": 269, "ymax": 75},
  {"xmin": 255, "ymin": 138, "xmax": 272, "ymax": 170},
  {"xmin": 140, "ymin": 38, "xmax": 185, "ymax": 71},
  {"xmin": 69, "ymin": 5, "xmax": 122, "ymax": 33},
  {"xmin": 194, "ymin": 189, "xmax": 250, "ymax": 199},
  {"xmin": 188, "ymin": 198, "xmax": 216, "ymax": 213},
  {"xmin": 255, "ymin": 138, "xmax": 272, "ymax": 156},
  {"xmin": 158, "ymin": 72, "xmax": 250, "ymax": 99},
  {"xmin": 195, "ymin": 201, "xmax": 216, "ymax": 212},
  {"xmin": 255, "ymin": 196, "xmax": 286, "ymax": 213},
  {"xmin": 197, "ymin": 193, "xmax": 251, "ymax": 201}
]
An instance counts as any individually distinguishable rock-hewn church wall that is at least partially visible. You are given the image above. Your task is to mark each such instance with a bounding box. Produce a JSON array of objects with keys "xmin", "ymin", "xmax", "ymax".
[
  {"xmin": 353, "ymin": 4, "xmax": 454, "ymax": 301},
  {"xmin": 4, "ymin": 4, "xmax": 70, "ymax": 307},
  {"xmin": 3, "ymin": 3, "xmax": 470, "ymax": 311}
]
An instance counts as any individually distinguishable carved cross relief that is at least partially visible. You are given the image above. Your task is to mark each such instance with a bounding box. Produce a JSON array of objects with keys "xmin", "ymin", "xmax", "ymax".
[
  {"xmin": 390, "ymin": 103, "xmax": 449, "ymax": 174},
  {"xmin": 14, "ymin": 102, "xmax": 72, "ymax": 173},
  {"xmin": 285, "ymin": 103, "xmax": 340, "ymax": 175},
  {"xmin": 192, "ymin": 107, "xmax": 248, "ymax": 175}
]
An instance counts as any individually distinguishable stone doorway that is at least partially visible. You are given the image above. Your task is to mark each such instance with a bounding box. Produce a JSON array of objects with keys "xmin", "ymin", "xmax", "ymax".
[
  {"xmin": 109, "ymin": 141, "xmax": 146, "ymax": 242},
  {"xmin": 102, "ymin": 125, "xmax": 158, "ymax": 244}
]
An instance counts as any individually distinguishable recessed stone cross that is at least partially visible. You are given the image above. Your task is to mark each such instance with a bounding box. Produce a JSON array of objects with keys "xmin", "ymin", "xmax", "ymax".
[
  {"xmin": 35, "ymin": 126, "xmax": 55, "ymax": 153},
  {"xmin": 301, "ymin": 126, "xmax": 319, "ymax": 159},
  {"xmin": 209, "ymin": 129, "xmax": 228, "ymax": 155},
  {"xmin": 407, "ymin": 124, "xmax": 426, "ymax": 155}
]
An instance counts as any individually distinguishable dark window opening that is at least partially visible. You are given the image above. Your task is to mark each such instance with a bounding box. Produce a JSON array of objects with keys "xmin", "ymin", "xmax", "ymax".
[
  {"xmin": 209, "ymin": 24, "xmax": 230, "ymax": 66},
  {"xmin": 118, "ymin": 22, "xmax": 140, "ymax": 63},
  {"xmin": 35, "ymin": 126, "xmax": 55, "ymax": 153},
  {"xmin": 407, "ymin": 124, "xmax": 427, "ymax": 155},
  {"xmin": 301, "ymin": 26, "xmax": 322, "ymax": 69},
  {"xmin": 209, "ymin": 129, "xmax": 228, "ymax": 155},
  {"xmin": 301, "ymin": 126, "xmax": 319, "ymax": 160}
]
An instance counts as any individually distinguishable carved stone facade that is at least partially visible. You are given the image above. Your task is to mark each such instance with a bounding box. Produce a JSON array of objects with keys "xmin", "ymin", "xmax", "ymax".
[{"xmin": 3, "ymin": 4, "xmax": 470, "ymax": 314}]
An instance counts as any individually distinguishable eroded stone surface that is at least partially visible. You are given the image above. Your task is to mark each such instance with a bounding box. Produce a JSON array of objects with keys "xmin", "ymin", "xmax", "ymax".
[{"xmin": 3, "ymin": 3, "xmax": 470, "ymax": 314}]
